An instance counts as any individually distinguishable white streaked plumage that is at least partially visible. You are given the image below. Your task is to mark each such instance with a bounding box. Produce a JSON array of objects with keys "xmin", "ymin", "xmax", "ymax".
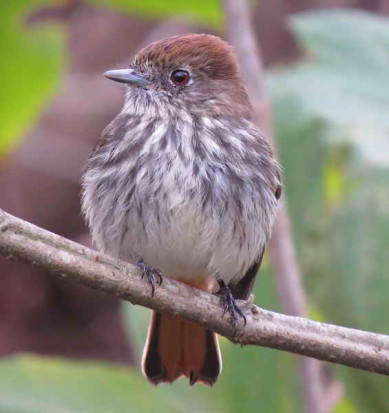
[{"xmin": 82, "ymin": 87, "xmax": 280, "ymax": 285}]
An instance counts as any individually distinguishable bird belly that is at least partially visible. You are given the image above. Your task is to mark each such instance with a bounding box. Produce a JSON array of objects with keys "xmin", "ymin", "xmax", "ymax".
[
  {"xmin": 115, "ymin": 184, "xmax": 267, "ymax": 285},
  {"xmin": 119, "ymin": 202, "xmax": 215, "ymax": 281}
]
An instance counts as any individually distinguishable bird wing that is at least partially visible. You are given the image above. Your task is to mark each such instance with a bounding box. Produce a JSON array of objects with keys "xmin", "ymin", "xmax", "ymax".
[
  {"xmin": 229, "ymin": 175, "xmax": 281, "ymax": 300},
  {"xmin": 229, "ymin": 250, "xmax": 264, "ymax": 300}
]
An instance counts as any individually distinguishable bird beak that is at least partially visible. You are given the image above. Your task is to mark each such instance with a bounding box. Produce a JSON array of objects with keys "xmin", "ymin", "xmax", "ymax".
[{"xmin": 104, "ymin": 69, "xmax": 151, "ymax": 87}]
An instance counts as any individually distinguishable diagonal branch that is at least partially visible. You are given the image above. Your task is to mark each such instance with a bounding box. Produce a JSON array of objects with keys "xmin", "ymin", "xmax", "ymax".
[{"xmin": 1, "ymin": 208, "xmax": 389, "ymax": 375}]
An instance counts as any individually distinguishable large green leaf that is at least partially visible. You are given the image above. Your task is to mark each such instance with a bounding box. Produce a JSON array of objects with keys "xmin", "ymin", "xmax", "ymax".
[
  {"xmin": 269, "ymin": 10, "xmax": 389, "ymax": 412},
  {"xmin": 0, "ymin": 0, "xmax": 65, "ymax": 156},
  {"xmin": 0, "ymin": 356, "xmax": 219, "ymax": 413}
]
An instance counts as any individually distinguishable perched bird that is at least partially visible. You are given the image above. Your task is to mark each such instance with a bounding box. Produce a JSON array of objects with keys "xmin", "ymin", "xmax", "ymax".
[{"xmin": 82, "ymin": 34, "xmax": 281, "ymax": 386}]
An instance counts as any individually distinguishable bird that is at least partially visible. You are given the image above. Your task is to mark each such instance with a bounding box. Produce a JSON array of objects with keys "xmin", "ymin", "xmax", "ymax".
[{"xmin": 82, "ymin": 33, "xmax": 281, "ymax": 386}]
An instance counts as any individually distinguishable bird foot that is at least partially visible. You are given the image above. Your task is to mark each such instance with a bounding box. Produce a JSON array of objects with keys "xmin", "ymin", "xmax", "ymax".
[
  {"xmin": 136, "ymin": 259, "xmax": 163, "ymax": 296},
  {"xmin": 215, "ymin": 283, "xmax": 246, "ymax": 332}
]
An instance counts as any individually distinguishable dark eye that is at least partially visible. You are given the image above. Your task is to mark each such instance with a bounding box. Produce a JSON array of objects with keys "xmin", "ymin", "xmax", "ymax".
[{"xmin": 170, "ymin": 70, "xmax": 190, "ymax": 86}]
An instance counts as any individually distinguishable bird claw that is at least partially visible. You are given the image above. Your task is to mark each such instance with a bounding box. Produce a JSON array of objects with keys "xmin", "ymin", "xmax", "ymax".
[
  {"xmin": 215, "ymin": 284, "xmax": 246, "ymax": 333},
  {"xmin": 136, "ymin": 259, "xmax": 163, "ymax": 296}
]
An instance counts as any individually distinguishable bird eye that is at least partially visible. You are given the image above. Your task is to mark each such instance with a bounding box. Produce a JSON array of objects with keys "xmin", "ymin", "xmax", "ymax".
[{"xmin": 170, "ymin": 70, "xmax": 190, "ymax": 86}]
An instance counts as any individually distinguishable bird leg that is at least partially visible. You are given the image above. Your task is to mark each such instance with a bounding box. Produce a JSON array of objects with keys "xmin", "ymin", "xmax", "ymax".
[
  {"xmin": 215, "ymin": 281, "xmax": 247, "ymax": 331},
  {"xmin": 136, "ymin": 259, "xmax": 163, "ymax": 296}
]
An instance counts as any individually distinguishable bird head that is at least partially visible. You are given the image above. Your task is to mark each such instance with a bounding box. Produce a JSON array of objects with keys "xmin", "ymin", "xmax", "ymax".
[{"xmin": 104, "ymin": 34, "xmax": 251, "ymax": 119}]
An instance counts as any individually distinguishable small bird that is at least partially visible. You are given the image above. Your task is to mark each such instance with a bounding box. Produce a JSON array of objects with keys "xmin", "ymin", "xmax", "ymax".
[{"xmin": 82, "ymin": 34, "xmax": 281, "ymax": 386}]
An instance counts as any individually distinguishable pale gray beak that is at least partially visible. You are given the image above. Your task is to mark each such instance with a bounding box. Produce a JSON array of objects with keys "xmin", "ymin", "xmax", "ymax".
[{"xmin": 104, "ymin": 69, "xmax": 151, "ymax": 86}]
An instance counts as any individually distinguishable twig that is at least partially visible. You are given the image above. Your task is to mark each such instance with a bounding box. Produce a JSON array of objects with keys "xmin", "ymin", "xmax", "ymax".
[
  {"xmin": 222, "ymin": 1, "xmax": 324, "ymax": 412},
  {"xmin": 1, "ymin": 208, "xmax": 389, "ymax": 375}
]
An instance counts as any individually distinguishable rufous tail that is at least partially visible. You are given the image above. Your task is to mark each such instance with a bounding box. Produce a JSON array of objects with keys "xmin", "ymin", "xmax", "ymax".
[{"xmin": 141, "ymin": 279, "xmax": 221, "ymax": 386}]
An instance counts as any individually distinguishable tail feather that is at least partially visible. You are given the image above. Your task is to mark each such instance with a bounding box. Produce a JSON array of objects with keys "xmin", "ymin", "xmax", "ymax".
[
  {"xmin": 183, "ymin": 320, "xmax": 208, "ymax": 385},
  {"xmin": 142, "ymin": 312, "xmax": 181, "ymax": 384},
  {"xmin": 197, "ymin": 328, "xmax": 222, "ymax": 385},
  {"xmin": 142, "ymin": 311, "xmax": 221, "ymax": 386}
]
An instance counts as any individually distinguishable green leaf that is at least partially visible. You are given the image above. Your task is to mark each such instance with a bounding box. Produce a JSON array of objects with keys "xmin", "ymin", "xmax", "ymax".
[
  {"xmin": 89, "ymin": 0, "xmax": 222, "ymax": 27},
  {"xmin": 0, "ymin": 0, "xmax": 65, "ymax": 156},
  {"xmin": 274, "ymin": 10, "xmax": 389, "ymax": 167},
  {"xmin": 0, "ymin": 355, "xmax": 220, "ymax": 413},
  {"xmin": 269, "ymin": 10, "xmax": 389, "ymax": 411}
]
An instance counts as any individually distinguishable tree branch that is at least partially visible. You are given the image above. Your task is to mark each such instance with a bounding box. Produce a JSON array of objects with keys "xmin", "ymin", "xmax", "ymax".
[{"xmin": 1, "ymin": 208, "xmax": 389, "ymax": 375}]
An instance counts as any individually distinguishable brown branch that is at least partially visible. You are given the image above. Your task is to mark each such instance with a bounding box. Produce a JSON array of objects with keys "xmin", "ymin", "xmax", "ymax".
[
  {"xmin": 1, "ymin": 208, "xmax": 389, "ymax": 375},
  {"xmin": 221, "ymin": 1, "xmax": 324, "ymax": 412}
]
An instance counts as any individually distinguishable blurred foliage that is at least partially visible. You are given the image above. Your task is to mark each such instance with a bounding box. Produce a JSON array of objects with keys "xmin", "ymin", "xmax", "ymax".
[
  {"xmin": 270, "ymin": 10, "xmax": 389, "ymax": 412},
  {"xmin": 0, "ymin": 0, "xmax": 65, "ymax": 156},
  {"xmin": 90, "ymin": 0, "xmax": 222, "ymax": 27}
]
